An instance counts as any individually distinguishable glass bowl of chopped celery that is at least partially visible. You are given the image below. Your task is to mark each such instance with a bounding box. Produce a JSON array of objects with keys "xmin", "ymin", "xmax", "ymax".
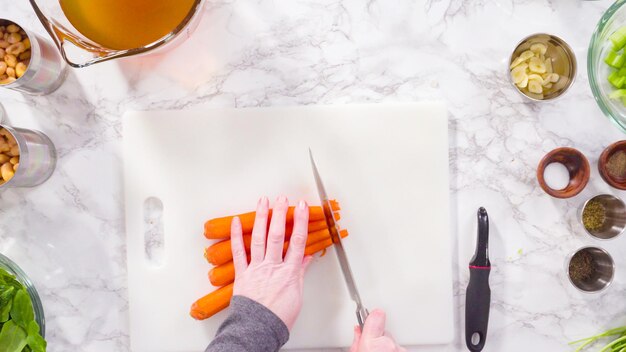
[
  {"xmin": 0, "ymin": 252, "xmax": 46, "ymax": 346},
  {"xmin": 588, "ymin": 0, "xmax": 626, "ymax": 132}
]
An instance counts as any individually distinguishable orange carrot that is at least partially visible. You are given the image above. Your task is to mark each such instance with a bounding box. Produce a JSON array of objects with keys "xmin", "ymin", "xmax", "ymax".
[
  {"xmin": 204, "ymin": 202, "xmax": 341, "ymax": 239},
  {"xmin": 208, "ymin": 261, "xmax": 236, "ymax": 287},
  {"xmin": 285, "ymin": 220, "xmax": 328, "ymax": 236},
  {"xmin": 205, "ymin": 227, "xmax": 341, "ymax": 266},
  {"xmin": 304, "ymin": 238, "xmax": 334, "ymax": 256},
  {"xmin": 189, "ymin": 283, "xmax": 234, "ymax": 320},
  {"xmin": 208, "ymin": 230, "xmax": 349, "ymax": 286}
]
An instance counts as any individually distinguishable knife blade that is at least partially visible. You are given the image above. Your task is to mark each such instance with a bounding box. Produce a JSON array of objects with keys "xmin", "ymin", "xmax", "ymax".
[{"xmin": 309, "ymin": 149, "xmax": 369, "ymax": 328}]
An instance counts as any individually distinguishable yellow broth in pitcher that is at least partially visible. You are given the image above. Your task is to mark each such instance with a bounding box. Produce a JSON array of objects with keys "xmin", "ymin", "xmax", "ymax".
[{"xmin": 59, "ymin": 0, "xmax": 197, "ymax": 50}]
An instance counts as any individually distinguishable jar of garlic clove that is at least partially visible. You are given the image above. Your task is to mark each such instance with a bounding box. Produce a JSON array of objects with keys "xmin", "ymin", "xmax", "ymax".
[
  {"xmin": 0, "ymin": 125, "xmax": 56, "ymax": 188},
  {"xmin": 0, "ymin": 19, "xmax": 67, "ymax": 95}
]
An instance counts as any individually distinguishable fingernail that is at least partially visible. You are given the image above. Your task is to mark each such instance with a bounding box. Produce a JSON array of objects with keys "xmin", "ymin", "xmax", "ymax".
[{"xmin": 298, "ymin": 200, "xmax": 307, "ymax": 209}]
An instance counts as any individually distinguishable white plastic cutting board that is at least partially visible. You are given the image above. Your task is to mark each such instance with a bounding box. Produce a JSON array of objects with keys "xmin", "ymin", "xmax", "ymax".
[{"xmin": 123, "ymin": 103, "xmax": 453, "ymax": 351}]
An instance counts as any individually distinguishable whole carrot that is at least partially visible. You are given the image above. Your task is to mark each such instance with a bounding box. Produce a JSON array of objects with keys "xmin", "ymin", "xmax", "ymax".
[
  {"xmin": 189, "ymin": 283, "xmax": 234, "ymax": 320},
  {"xmin": 204, "ymin": 201, "xmax": 340, "ymax": 239},
  {"xmin": 208, "ymin": 230, "xmax": 349, "ymax": 287}
]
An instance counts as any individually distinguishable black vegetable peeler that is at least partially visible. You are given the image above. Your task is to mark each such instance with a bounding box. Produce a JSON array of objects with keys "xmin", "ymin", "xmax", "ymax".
[{"xmin": 465, "ymin": 207, "xmax": 491, "ymax": 352}]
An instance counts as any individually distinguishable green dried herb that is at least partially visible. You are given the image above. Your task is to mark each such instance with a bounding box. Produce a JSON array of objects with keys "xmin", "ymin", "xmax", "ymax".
[{"xmin": 582, "ymin": 200, "xmax": 606, "ymax": 232}]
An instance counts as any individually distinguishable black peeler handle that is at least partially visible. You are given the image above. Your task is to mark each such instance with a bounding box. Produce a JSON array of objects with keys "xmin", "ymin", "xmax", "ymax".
[{"xmin": 465, "ymin": 208, "xmax": 491, "ymax": 352}]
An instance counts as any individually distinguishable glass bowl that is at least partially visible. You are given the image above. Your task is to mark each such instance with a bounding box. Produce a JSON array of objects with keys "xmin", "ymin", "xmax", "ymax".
[
  {"xmin": 589, "ymin": 0, "xmax": 626, "ymax": 133},
  {"xmin": 0, "ymin": 252, "xmax": 45, "ymax": 337}
]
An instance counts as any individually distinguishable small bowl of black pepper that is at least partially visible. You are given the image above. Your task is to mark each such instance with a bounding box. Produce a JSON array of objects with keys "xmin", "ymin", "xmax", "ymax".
[
  {"xmin": 579, "ymin": 194, "xmax": 626, "ymax": 240},
  {"xmin": 567, "ymin": 246, "xmax": 614, "ymax": 293},
  {"xmin": 599, "ymin": 140, "xmax": 626, "ymax": 190}
]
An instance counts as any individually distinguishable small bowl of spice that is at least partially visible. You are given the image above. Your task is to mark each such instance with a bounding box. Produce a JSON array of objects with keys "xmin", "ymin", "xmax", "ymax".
[
  {"xmin": 509, "ymin": 33, "xmax": 577, "ymax": 101},
  {"xmin": 579, "ymin": 194, "xmax": 626, "ymax": 240},
  {"xmin": 567, "ymin": 246, "xmax": 614, "ymax": 293},
  {"xmin": 599, "ymin": 140, "xmax": 626, "ymax": 190}
]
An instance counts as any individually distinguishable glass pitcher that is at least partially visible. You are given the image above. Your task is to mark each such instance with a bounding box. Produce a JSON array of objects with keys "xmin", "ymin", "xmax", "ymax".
[{"xmin": 28, "ymin": 0, "xmax": 205, "ymax": 68}]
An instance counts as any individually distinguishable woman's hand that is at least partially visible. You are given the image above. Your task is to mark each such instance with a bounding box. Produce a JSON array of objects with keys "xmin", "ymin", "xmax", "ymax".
[
  {"xmin": 350, "ymin": 309, "xmax": 406, "ymax": 352},
  {"xmin": 230, "ymin": 196, "xmax": 312, "ymax": 330}
]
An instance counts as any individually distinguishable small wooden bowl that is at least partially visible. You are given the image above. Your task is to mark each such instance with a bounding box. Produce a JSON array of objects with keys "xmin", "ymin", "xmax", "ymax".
[
  {"xmin": 598, "ymin": 140, "xmax": 626, "ymax": 190},
  {"xmin": 537, "ymin": 147, "xmax": 590, "ymax": 198}
]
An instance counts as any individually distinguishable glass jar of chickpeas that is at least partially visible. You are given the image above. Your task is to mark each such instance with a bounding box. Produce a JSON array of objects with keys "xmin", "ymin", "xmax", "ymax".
[
  {"xmin": 0, "ymin": 19, "xmax": 67, "ymax": 95},
  {"xmin": 0, "ymin": 125, "xmax": 56, "ymax": 188}
]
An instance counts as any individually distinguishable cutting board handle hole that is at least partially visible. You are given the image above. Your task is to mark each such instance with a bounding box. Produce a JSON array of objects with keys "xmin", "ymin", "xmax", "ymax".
[{"xmin": 143, "ymin": 197, "xmax": 165, "ymax": 267}]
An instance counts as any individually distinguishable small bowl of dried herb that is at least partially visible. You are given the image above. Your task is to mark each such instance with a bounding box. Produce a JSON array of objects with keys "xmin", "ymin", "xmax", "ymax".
[
  {"xmin": 599, "ymin": 140, "xmax": 626, "ymax": 190},
  {"xmin": 567, "ymin": 246, "xmax": 614, "ymax": 293},
  {"xmin": 579, "ymin": 194, "xmax": 626, "ymax": 240}
]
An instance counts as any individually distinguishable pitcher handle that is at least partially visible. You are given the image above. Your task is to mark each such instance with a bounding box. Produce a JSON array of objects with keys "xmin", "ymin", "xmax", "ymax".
[
  {"xmin": 28, "ymin": 0, "xmax": 128, "ymax": 68},
  {"xmin": 56, "ymin": 35, "xmax": 123, "ymax": 68}
]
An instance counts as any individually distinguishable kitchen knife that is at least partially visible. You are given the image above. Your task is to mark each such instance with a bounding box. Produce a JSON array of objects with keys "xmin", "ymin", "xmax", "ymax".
[
  {"xmin": 465, "ymin": 207, "xmax": 491, "ymax": 352},
  {"xmin": 309, "ymin": 149, "xmax": 369, "ymax": 329}
]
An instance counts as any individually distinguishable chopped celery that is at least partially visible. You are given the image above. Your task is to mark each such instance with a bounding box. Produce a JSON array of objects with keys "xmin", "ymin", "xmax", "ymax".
[
  {"xmin": 608, "ymin": 72, "xmax": 626, "ymax": 88},
  {"xmin": 609, "ymin": 89, "xmax": 626, "ymax": 99},
  {"xmin": 605, "ymin": 51, "xmax": 626, "ymax": 68},
  {"xmin": 610, "ymin": 26, "xmax": 626, "ymax": 50},
  {"xmin": 619, "ymin": 67, "xmax": 626, "ymax": 76}
]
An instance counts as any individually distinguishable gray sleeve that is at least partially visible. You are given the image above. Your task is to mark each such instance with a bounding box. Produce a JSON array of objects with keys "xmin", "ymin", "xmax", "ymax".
[{"xmin": 205, "ymin": 295, "xmax": 290, "ymax": 352}]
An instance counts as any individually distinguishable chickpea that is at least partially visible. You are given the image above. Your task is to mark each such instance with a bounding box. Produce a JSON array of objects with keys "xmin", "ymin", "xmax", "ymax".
[
  {"xmin": 0, "ymin": 62, "xmax": 6, "ymax": 76},
  {"xmin": 7, "ymin": 145, "xmax": 18, "ymax": 157},
  {"xmin": 5, "ymin": 67, "xmax": 15, "ymax": 78},
  {"xmin": 0, "ymin": 154, "xmax": 8, "ymax": 164},
  {"xmin": 1, "ymin": 162, "xmax": 14, "ymax": 182},
  {"xmin": 9, "ymin": 157, "xmax": 18, "ymax": 165},
  {"xmin": 15, "ymin": 62, "xmax": 26, "ymax": 78},
  {"xmin": 6, "ymin": 24, "xmax": 19, "ymax": 34},
  {"xmin": 6, "ymin": 42, "xmax": 24, "ymax": 56},
  {"xmin": 5, "ymin": 132, "xmax": 16, "ymax": 146},
  {"xmin": 7, "ymin": 32, "xmax": 21, "ymax": 44},
  {"xmin": 0, "ymin": 141, "xmax": 8, "ymax": 152},
  {"xmin": 4, "ymin": 54, "xmax": 16, "ymax": 68},
  {"xmin": 12, "ymin": 163, "xmax": 18, "ymax": 172},
  {"xmin": 0, "ymin": 40, "xmax": 8, "ymax": 49},
  {"xmin": 18, "ymin": 51, "xmax": 30, "ymax": 61},
  {"xmin": 22, "ymin": 38, "xmax": 30, "ymax": 50},
  {"xmin": 0, "ymin": 48, "xmax": 5, "ymax": 58}
]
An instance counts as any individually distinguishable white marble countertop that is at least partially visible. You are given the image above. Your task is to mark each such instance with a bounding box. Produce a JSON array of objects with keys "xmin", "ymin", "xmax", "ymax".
[{"xmin": 1, "ymin": 0, "xmax": 626, "ymax": 351}]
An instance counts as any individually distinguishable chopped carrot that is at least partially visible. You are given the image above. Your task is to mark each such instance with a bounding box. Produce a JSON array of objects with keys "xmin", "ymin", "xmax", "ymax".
[
  {"xmin": 207, "ymin": 230, "xmax": 349, "ymax": 287},
  {"xmin": 189, "ymin": 283, "xmax": 234, "ymax": 320},
  {"xmin": 304, "ymin": 238, "xmax": 334, "ymax": 256},
  {"xmin": 204, "ymin": 202, "xmax": 341, "ymax": 239},
  {"xmin": 204, "ymin": 227, "xmax": 348, "ymax": 266},
  {"xmin": 285, "ymin": 220, "xmax": 328, "ymax": 237}
]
